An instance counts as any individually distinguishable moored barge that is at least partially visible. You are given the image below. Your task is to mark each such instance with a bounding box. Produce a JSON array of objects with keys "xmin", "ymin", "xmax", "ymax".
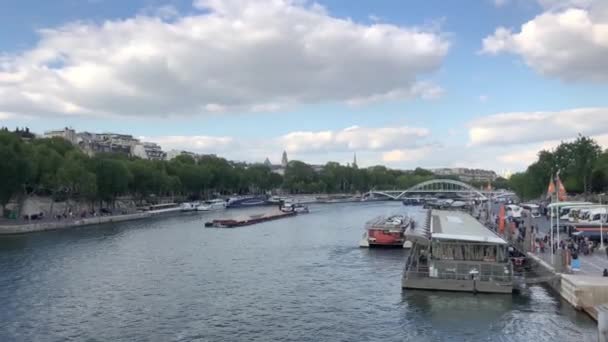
[{"xmin": 402, "ymin": 210, "xmax": 513, "ymax": 294}]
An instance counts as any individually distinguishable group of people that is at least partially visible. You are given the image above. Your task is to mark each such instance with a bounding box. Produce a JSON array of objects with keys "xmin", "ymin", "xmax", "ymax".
[{"xmin": 535, "ymin": 234, "xmax": 596, "ymax": 257}]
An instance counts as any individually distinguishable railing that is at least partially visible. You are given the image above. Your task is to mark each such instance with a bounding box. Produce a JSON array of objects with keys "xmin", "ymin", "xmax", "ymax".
[{"xmin": 404, "ymin": 270, "xmax": 513, "ymax": 283}]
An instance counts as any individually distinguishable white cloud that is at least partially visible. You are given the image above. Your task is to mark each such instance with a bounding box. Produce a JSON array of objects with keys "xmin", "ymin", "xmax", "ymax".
[
  {"xmin": 345, "ymin": 82, "xmax": 444, "ymax": 106},
  {"xmin": 382, "ymin": 146, "xmax": 433, "ymax": 163},
  {"xmin": 278, "ymin": 125, "xmax": 431, "ymax": 153},
  {"xmin": 493, "ymin": 0, "xmax": 510, "ymax": 8},
  {"xmin": 468, "ymin": 107, "xmax": 608, "ymax": 146},
  {"xmin": 481, "ymin": 1, "xmax": 608, "ymax": 81},
  {"xmin": 0, "ymin": 0, "xmax": 449, "ymax": 119},
  {"xmin": 145, "ymin": 135, "xmax": 235, "ymax": 152}
]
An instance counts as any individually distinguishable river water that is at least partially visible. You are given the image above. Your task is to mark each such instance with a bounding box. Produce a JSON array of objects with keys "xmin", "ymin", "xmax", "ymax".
[{"xmin": 0, "ymin": 202, "xmax": 598, "ymax": 341}]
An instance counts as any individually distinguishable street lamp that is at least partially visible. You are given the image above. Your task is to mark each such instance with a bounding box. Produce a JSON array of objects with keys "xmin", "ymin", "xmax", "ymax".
[{"xmin": 600, "ymin": 193, "xmax": 606, "ymax": 250}]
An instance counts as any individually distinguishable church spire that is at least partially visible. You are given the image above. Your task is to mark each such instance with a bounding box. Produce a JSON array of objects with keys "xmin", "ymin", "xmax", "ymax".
[{"xmin": 281, "ymin": 150, "xmax": 288, "ymax": 167}]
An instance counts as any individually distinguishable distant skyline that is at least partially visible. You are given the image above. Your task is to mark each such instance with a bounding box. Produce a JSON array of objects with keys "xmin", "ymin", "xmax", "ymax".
[{"xmin": 1, "ymin": 0, "xmax": 608, "ymax": 174}]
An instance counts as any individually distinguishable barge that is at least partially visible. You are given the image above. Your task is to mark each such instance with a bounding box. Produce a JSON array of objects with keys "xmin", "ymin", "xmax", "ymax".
[
  {"xmin": 402, "ymin": 210, "xmax": 513, "ymax": 294},
  {"xmin": 204, "ymin": 211, "xmax": 296, "ymax": 228}
]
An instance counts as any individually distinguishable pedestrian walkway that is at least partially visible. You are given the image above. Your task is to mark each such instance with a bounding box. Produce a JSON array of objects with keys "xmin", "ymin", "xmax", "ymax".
[{"xmin": 534, "ymin": 249, "xmax": 608, "ymax": 276}]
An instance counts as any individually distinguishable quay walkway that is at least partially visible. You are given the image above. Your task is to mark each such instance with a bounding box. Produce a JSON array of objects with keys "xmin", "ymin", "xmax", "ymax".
[{"xmin": 0, "ymin": 207, "xmax": 183, "ymax": 235}]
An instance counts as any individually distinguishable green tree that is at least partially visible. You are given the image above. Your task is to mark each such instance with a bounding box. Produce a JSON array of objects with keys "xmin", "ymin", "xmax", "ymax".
[{"xmin": 95, "ymin": 158, "xmax": 132, "ymax": 205}]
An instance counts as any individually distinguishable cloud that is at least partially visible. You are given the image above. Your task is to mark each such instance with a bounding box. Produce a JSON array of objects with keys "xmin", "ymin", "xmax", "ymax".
[
  {"xmin": 493, "ymin": 0, "xmax": 510, "ymax": 8},
  {"xmin": 278, "ymin": 125, "xmax": 431, "ymax": 153},
  {"xmin": 468, "ymin": 107, "xmax": 608, "ymax": 146},
  {"xmin": 144, "ymin": 135, "xmax": 236, "ymax": 152},
  {"xmin": 478, "ymin": 95, "xmax": 489, "ymax": 103},
  {"xmin": 0, "ymin": 0, "xmax": 449, "ymax": 119},
  {"xmin": 481, "ymin": 1, "xmax": 608, "ymax": 81},
  {"xmin": 382, "ymin": 146, "xmax": 433, "ymax": 163}
]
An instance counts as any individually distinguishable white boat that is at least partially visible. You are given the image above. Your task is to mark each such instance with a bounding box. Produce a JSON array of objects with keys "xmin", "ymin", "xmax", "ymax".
[
  {"xmin": 280, "ymin": 203, "xmax": 309, "ymax": 213},
  {"xmin": 197, "ymin": 199, "xmax": 227, "ymax": 211},
  {"xmin": 180, "ymin": 202, "xmax": 199, "ymax": 212}
]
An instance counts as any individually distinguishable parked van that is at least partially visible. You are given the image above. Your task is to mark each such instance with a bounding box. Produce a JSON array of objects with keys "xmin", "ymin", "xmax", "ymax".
[{"xmin": 520, "ymin": 203, "xmax": 540, "ymax": 218}]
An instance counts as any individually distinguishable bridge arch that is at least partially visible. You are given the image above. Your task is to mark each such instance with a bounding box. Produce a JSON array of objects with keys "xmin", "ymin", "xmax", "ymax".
[{"xmin": 365, "ymin": 179, "xmax": 488, "ymax": 201}]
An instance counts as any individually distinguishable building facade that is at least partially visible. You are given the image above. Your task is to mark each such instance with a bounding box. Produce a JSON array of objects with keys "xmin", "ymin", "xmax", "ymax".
[{"xmin": 432, "ymin": 168, "xmax": 498, "ymax": 183}]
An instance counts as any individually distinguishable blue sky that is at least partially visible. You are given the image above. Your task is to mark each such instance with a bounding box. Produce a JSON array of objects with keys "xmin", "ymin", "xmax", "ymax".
[{"xmin": 1, "ymin": 0, "xmax": 608, "ymax": 173}]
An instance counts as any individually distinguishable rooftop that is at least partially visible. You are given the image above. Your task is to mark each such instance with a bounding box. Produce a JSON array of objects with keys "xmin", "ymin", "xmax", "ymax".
[{"xmin": 431, "ymin": 210, "xmax": 507, "ymax": 245}]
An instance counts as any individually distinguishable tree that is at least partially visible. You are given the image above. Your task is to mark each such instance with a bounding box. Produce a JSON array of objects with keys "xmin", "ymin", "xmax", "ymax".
[
  {"xmin": 283, "ymin": 161, "xmax": 316, "ymax": 193},
  {"xmin": 95, "ymin": 158, "xmax": 132, "ymax": 205}
]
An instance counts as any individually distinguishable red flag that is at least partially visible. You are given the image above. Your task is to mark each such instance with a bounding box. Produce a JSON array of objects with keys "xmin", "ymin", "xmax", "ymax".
[
  {"xmin": 556, "ymin": 174, "xmax": 567, "ymax": 201},
  {"xmin": 498, "ymin": 205, "xmax": 505, "ymax": 234},
  {"xmin": 546, "ymin": 177, "xmax": 555, "ymax": 200}
]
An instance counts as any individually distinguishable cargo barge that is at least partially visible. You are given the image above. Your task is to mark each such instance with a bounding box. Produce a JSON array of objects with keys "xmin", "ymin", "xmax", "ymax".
[{"xmin": 204, "ymin": 211, "xmax": 297, "ymax": 228}]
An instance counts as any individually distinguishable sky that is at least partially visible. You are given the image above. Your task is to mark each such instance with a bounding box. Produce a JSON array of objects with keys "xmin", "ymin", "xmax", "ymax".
[{"xmin": 2, "ymin": 0, "xmax": 608, "ymax": 175}]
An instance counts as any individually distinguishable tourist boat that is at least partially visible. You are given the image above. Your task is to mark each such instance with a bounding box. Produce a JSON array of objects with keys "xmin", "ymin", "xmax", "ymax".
[
  {"xmin": 280, "ymin": 203, "xmax": 309, "ymax": 214},
  {"xmin": 359, "ymin": 215, "xmax": 412, "ymax": 248},
  {"xmin": 180, "ymin": 202, "xmax": 199, "ymax": 212},
  {"xmin": 196, "ymin": 199, "xmax": 227, "ymax": 211},
  {"xmin": 226, "ymin": 196, "xmax": 269, "ymax": 208},
  {"xmin": 267, "ymin": 196, "xmax": 290, "ymax": 204}
]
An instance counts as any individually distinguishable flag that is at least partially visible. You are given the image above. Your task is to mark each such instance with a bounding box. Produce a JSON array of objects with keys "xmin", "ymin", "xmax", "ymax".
[
  {"xmin": 498, "ymin": 205, "xmax": 505, "ymax": 235},
  {"xmin": 556, "ymin": 173, "xmax": 567, "ymax": 201},
  {"xmin": 546, "ymin": 177, "xmax": 556, "ymax": 200}
]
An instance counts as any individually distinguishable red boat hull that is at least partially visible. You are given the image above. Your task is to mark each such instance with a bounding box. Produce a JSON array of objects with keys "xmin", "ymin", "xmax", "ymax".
[{"xmin": 367, "ymin": 229, "xmax": 404, "ymax": 246}]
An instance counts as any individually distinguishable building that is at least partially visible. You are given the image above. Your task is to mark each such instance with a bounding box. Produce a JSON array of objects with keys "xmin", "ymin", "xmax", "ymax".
[
  {"xmin": 132, "ymin": 142, "xmax": 166, "ymax": 160},
  {"xmin": 281, "ymin": 151, "xmax": 288, "ymax": 168},
  {"xmin": 166, "ymin": 149, "xmax": 197, "ymax": 161},
  {"xmin": 44, "ymin": 128, "xmax": 166, "ymax": 159},
  {"xmin": 44, "ymin": 127, "xmax": 77, "ymax": 145},
  {"xmin": 431, "ymin": 168, "xmax": 498, "ymax": 183}
]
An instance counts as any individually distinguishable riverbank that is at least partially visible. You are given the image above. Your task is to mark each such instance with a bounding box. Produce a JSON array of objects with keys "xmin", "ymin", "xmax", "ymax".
[{"xmin": 0, "ymin": 207, "xmax": 183, "ymax": 235}]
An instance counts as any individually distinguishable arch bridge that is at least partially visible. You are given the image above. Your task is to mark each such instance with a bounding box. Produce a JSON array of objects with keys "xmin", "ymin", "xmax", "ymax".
[{"xmin": 365, "ymin": 179, "xmax": 515, "ymax": 201}]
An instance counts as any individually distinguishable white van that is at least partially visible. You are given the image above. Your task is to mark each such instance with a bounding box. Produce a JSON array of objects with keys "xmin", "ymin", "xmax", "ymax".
[
  {"xmin": 580, "ymin": 207, "xmax": 607, "ymax": 224},
  {"xmin": 505, "ymin": 204, "xmax": 523, "ymax": 219},
  {"xmin": 520, "ymin": 204, "xmax": 540, "ymax": 218}
]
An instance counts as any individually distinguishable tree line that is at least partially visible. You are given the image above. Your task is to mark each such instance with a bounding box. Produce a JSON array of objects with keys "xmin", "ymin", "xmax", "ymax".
[
  {"xmin": 509, "ymin": 135, "xmax": 608, "ymax": 200},
  {"xmin": 0, "ymin": 130, "xmax": 475, "ymax": 213}
]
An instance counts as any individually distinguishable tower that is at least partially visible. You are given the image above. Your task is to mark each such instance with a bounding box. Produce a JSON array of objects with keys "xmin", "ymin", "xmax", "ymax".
[
  {"xmin": 353, "ymin": 152, "xmax": 358, "ymax": 168},
  {"xmin": 281, "ymin": 150, "xmax": 288, "ymax": 167}
]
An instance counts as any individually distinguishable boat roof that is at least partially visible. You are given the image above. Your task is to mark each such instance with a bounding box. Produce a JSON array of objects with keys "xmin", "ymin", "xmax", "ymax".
[
  {"xmin": 547, "ymin": 202, "xmax": 592, "ymax": 208},
  {"xmin": 430, "ymin": 210, "xmax": 507, "ymax": 245}
]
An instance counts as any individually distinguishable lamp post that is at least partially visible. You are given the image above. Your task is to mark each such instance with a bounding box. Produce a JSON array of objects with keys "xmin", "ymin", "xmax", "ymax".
[{"xmin": 601, "ymin": 193, "xmax": 605, "ymax": 250}]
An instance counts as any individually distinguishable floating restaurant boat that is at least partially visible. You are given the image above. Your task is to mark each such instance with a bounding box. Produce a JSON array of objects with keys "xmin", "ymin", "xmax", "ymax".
[
  {"xmin": 226, "ymin": 196, "xmax": 269, "ymax": 208},
  {"xmin": 359, "ymin": 215, "xmax": 412, "ymax": 248},
  {"xmin": 204, "ymin": 211, "xmax": 297, "ymax": 228},
  {"xmin": 197, "ymin": 199, "xmax": 227, "ymax": 211},
  {"xmin": 402, "ymin": 210, "xmax": 513, "ymax": 294}
]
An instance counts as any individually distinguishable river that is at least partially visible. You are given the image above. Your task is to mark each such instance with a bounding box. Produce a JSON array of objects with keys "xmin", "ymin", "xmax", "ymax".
[{"xmin": 0, "ymin": 202, "xmax": 598, "ymax": 341}]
